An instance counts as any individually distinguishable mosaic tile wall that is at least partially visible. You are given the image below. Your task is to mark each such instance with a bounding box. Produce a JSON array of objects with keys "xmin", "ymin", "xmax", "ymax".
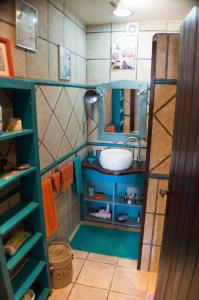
[
  {"xmin": 141, "ymin": 34, "xmax": 179, "ymax": 272},
  {"xmin": 0, "ymin": 0, "xmax": 87, "ymax": 239}
]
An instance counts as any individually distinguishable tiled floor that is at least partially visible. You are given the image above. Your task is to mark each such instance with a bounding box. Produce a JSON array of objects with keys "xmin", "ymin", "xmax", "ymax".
[{"xmin": 48, "ymin": 250, "xmax": 157, "ymax": 300}]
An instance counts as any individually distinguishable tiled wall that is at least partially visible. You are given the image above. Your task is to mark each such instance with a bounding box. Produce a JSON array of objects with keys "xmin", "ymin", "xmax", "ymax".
[
  {"xmin": 0, "ymin": 0, "xmax": 87, "ymax": 239},
  {"xmin": 86, "ymin": 20, "xmax": 181, "ymax": 85},
  {"xmin": 87, "ymin": 20, "xmax": 181, "ymax": 147},
  {"xmin": 140, "ymin": 34, "xmax": 179, "ymax": 272}
]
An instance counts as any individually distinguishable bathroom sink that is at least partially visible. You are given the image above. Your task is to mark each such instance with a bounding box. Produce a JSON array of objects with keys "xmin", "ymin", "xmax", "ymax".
[{"xmin": 99, "ymin": 148, "xmax": 133, "ymax": 171}]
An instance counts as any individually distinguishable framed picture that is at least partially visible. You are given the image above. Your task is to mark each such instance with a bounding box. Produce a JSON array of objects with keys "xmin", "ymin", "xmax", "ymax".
[
  {"xmin": 112, "ymin": 36, "xmax": 137, "ymax": 69},
  {"xmin": 59, "ymin": 46, "xmax": 71, "ymax": 81},
  {"xmin": 16, "ymin": 0, "xmax": 38, "ymax": 52},
  {"xmin": 0, "ymin": 37, "xmax": 14, "ymax": 78}
]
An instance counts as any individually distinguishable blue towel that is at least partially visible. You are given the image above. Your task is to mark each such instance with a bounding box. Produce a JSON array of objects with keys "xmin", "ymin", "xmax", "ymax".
[{"xmin": 73, "ymin": 155, "xmax": 83, "ymax": 198}]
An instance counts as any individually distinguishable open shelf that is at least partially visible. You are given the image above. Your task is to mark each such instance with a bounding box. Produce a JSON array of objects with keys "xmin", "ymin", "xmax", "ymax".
[
  {"xmin": 84, "ymin": 194, "xmax": 112, "ymax": 204},
  {"xmin": 0, "ymin": 167, "xmax": 36, "ymax": 190},
  {"xmin": 115, "ymin": 217, "xmax": 141, "ymax": 228},
  {"xmin": 85, "ymin": 215, "xmax": 113, "ymax": 224},
  {"xmin": 0, "ymin": 201, "xmax": 39, "ymax": 235},
  {"xmin": 12, "ymin": 259, "xmax": 45, "ymax": 300},
  {"xmin": 0, "ymin": 129, "xmax": 34, "ymax": 141},
  {"xmin": 7, "ymin": 233, "xmax": 42, "ymax": 271},
  {"xmin": 34, "ymin": 286, "xmax": 50, "ymax": 300},
  {"xmin": 115, "ymin": 198, "xmax": 143, "ymax": 208}
]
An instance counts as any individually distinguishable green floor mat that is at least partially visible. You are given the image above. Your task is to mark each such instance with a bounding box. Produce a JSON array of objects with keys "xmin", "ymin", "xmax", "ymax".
[{"xmin": 70, "ymin": 224, "xmax": 140, "ymax": 260}]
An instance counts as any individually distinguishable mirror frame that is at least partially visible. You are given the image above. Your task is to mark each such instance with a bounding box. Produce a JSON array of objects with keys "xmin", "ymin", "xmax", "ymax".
[{"xmin": 97, "ymin": 80, "xmax": 148, "ymax": 141}]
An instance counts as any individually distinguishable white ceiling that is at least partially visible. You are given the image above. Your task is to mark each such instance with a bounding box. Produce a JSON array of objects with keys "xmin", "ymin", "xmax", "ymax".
[{"xmin": 66, "ymin": 0, "xmax": 196, "ymax": 25}]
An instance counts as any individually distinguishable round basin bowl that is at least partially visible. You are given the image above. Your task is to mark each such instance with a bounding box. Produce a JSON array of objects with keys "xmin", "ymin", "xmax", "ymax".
[{"xmin": 99, "ymin": 148, "xmax": 133, "ymax": 171}]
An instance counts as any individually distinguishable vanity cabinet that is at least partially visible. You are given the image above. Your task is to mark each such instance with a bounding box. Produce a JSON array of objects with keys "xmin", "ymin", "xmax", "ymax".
[{"xmin": 82, "ymin": 163, "xmax": 145, "ymax": 228}]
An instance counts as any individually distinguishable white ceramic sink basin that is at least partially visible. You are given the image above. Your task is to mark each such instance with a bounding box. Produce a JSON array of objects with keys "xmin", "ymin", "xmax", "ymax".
[{"xmin": 99, "ymin": 148, "xmax": 133, "ymax": 171}]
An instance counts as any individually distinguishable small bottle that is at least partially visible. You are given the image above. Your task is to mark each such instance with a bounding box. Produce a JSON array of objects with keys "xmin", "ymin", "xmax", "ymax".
[
  {"xmin": 88, "ymin": 146, "xmax": 94, "ymax": 158},
  {"xmin": 137, "ymin": 212, "xmax": 141, "ymax": 223},
  {"xmin": 0, "ymin": 105, "xmax": 3, "ymax": 134}
]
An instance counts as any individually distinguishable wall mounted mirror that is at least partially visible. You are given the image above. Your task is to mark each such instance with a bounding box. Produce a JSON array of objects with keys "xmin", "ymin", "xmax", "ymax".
[{"xmin": 98, "ymin": 80, "xmax": 148, "ymax": 141}]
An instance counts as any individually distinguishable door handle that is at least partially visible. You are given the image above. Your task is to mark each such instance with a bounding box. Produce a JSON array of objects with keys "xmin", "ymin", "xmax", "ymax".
[{"xmin": 159, "ymin": 189, "xmax": 169, "ymax": 198}]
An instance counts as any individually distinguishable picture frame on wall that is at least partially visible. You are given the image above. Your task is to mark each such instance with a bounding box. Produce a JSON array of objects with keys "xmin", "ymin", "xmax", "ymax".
[
  {"xmin": 16, "ymin": 0, "xmax": 38, "ymax": 52},
  {"xmin": 59, "ymin": 46, "xmax": 71, "ymax": 81},
  {"xmin": 0, "ymin": 37, "xmax": 14, "ymax": 78}
]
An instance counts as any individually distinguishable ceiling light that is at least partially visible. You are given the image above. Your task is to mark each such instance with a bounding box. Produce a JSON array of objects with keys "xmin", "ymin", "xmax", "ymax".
[{"xmin": 112, "ymin": 3, "xmax": 132, "ymax": 17}]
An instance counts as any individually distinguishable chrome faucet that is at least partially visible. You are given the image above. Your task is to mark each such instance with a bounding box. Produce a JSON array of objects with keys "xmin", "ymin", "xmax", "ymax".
[{"xmin": 123, "ymin": 136, "xmax": 141, "ymax": 161}]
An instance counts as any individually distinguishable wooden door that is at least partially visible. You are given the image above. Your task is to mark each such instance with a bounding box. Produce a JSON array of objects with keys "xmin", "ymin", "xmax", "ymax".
[{"xmin": 155, "ymin": 5, "xmax": 199, "ymax": 300}]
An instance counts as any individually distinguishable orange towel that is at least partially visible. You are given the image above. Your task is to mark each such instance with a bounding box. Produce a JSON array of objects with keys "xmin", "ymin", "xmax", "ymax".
[
  {"xmin": 41, "ymin": 178, "xmax": 58, "ymax": 239},
  {"xmin": 51, "ymin": 171, "xmax": 61, "ymax": 193},
  {"xmin": 106, "ymin": 124, "xmax": 116, "ymax": 132},
  {"xmin": 60, "ymin": 162, "xmax": 74, "ymax": 192}
]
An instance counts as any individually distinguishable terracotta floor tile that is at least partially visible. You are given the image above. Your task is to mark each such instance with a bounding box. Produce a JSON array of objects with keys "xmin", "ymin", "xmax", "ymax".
[
  {"xmin": 117, "ymin": 258, "xmax": 138, "ymax": 268},
  {"xmin": 111, "ymin": 266, "xmax": 148, "ymax": 297},
  {"xmin": 68, "ymin": 284, "xmax": 108, "ymax": 300},
  {"xmin": 77, "ymin": 260, "xmax": 115, "ymax": 289},
  {"xmin": 87, "ymin": 253, "xmax": 117, "ymax": 265},
  {"xmin": 72, "ymin": 258, "xmax": 85, "ymax": 282},
  {"xmin": 108, "ymin": 291, "xmax": 145, "ymax": 300},
  {"xmin": 72, "ymin": 249, "xmax": 88, "ymax": 259},
  {"xmin": 48, "ymin": 283, "xmax": 73, "ymax": 300}
]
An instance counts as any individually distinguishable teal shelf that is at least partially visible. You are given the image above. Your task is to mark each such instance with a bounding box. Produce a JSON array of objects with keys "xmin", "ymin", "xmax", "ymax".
[
  {"xmin": 0, "ymin": 129, "xmax": 33, "ymax": 141},
  {"xmin": 85, "ymin": 215, "xmax": 112, "ymax": 224},
  {"xmin": 115, "ymin": 217, "xmax": 141, "ymax": 228},
  {"xmin": 12, "ymin": 259, "xmax": 45, "ymax": 300},
  {"xmin": 115, "ymin": 198, "xmax": 143, "ymax": 208},
  {"xmin": 0, "ymin": 202, "xmax": 39, "ymax": 235},
  {"xmin": 35, "ymin": 286, "xmax": 50, "ymax": 300},
  {"xmin": 0, "ymin": 167, "xmax": 36, "ymax": 190},
  {"xmin": 84, "ymin": 194, "xmax": 112, "ymax": 204},
  {"xmin": 7, "ymin": 233, "xmax": 42, "ymax": 271}
]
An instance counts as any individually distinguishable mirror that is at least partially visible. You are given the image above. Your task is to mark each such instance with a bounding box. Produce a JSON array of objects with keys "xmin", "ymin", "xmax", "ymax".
[{"xmin": 98, "ymin": 80, "xmax": 148, "ymax": 141}]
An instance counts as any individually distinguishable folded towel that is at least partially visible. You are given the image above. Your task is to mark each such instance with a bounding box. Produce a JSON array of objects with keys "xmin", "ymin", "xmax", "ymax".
[
  {"xmin": 41, "ymin": 178, "xmax": 58, "ymax": 239},
  {"xmin": 60, "ymin": 162, "xmax": 73, "ymax": 192},
  {"xmin": 73, "ymin": 155, "xmax": 83, "ymax": 198},
  {"xmin": 51, "ymin": 171, "xmax": 61, "ymax": 193}
]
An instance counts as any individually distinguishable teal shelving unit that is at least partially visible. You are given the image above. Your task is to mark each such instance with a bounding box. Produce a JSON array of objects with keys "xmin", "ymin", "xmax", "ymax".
[
  {"xmin": 82, "ymin": 168, "xmax": 144, "ymax": 228},
  {"xmin": 0, "ymin": 78, "xmax": 51, "ymax": 300}
]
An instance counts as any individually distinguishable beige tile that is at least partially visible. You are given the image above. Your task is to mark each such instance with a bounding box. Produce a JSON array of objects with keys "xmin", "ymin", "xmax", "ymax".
[
  {"xmin": 87, "ymin": 60, "xmax": 110, "ymax": 84},
  {"xmin": 138, "ymin": 32, "xmax": 156, "ymax": 59},
  {"xmin": 108, "ymin": 291, "xmax": 144, "ymax": 300},
  {"xmin": 49, "ymin": 3, "xmax": 64, "ymax": 45},
  {"xmin": 157, "ymin": 180, "xmax": 169, "ymax": 214},
  {"xmin": 76, "ymin": 27, "xmax": 86, "ymax": 58},
  {"xmin": 146, "ymin": 179, "xmax": 158, "ymax": 213},
  {"xmin": 111, "ymin": 267, "xmax": 148, "ymax": 296},
  {"xmin": 72, "ymin": 258, "xmax": 85, "ymax": 282},
  {"xmin": 72, "ymin": 250, "xmax": 88, "ymax": 260},
  {"xmin": 65, "ymin": 113, "xmax": 80, "ymax": 148},
  {"xmin": 143, "ymin": 214, "xmax": 154, "ymax": 244},
  {"xmin": 148, "ymin": 272, "xmax": 157, "ymax": 295},
  {"xmin": 39, "ymin": 144, "xmax": 54, "ymax": 170},
  {"xmin": 54, "ymin": 88, "xmax": 72, "ymax": 130},
  {"xmin": 136, "ymin": 60, "xmax": 152, "ymax": 83},
  {"xmin": 167, "ymin": 20, "xmax": 182, "ymax": 32},
  {"xmin": 48, "ymin": 283, "xmax": 73, "ymax": 300},
  {"xmin": 40, "ymin": 86, "xmax": 62, "ymax": 111},
  {"xmin": 117, "ymin": 258, "xmax": 137, "ymax": 269},
  {"xmin": 87, "ymin": 253, "xmax": 117, "ymax": 265},
  {"xmin": 87, "ymin": 24, "xmax": 111, "ymax": 32},
  {"xmin": 68, "ymin": 284, "xmax": 108, "ymax": 300},
  {"xmin": 77, "ymin": 260, "xmax": 115, "ymax": 289},
  {"xmin": 152, "ymin": 215, "xmax": 165, "ymax": 246},
  {"xmin": 111, "ymin": 69, "xmax": 136, "ymax": 82},
  {"xmin": 43, "ymin": 114, "xmax": 64, "ymax": 159},
  {"xmin": 139, "ymin": 20, "xmax": 167, "ymax": 31},
  {"xmin": 64, "ymin": 16, "xmax": 76, "ymax": 52},
  {"xmin": 49, "ymin": 43, "xmax": 59, "ymax": 82},
  {"xmin": 27, "ymin": 0, "xmax": 48, "ymax": 39},
  {"xmin": 27, "ymin": 38, "xmax": 48, "ymax": 79},
  {"xmin": 0, "ymin": 0, "xmax": 15, "ymax": 24},
  {"xmin": 87, "ymin": 33, "xmax": 111, "ymax": 59}
]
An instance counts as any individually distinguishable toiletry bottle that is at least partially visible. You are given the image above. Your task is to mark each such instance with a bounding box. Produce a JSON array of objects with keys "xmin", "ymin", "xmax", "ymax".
[
  {"xmin": 137, "ymin": 212, "xmax": 141, "ymax": 223},
  {"xmin": 88, "ymin": 146, "xmax": 94, "ymax": 158},
  {"xmin": 0, "ymin": 105, "xmax": 3, "ymax": 134}
]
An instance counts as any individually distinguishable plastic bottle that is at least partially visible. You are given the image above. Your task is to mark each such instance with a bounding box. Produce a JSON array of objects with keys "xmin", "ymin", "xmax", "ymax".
[{"xmin": 4, "ymin": 230, "xmax": 30, "ymax": 256}]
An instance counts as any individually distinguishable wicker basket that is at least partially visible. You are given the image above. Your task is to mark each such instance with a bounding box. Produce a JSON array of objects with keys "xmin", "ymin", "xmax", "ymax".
[{"xmin": 48, "ymin": 242, "xmax": 73, "ymax": 289}]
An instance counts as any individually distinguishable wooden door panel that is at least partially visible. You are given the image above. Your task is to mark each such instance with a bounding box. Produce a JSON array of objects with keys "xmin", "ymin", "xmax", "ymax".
[{"xmin": 155, "ymin": 6, "xmax": 199, "ymax": 300}]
